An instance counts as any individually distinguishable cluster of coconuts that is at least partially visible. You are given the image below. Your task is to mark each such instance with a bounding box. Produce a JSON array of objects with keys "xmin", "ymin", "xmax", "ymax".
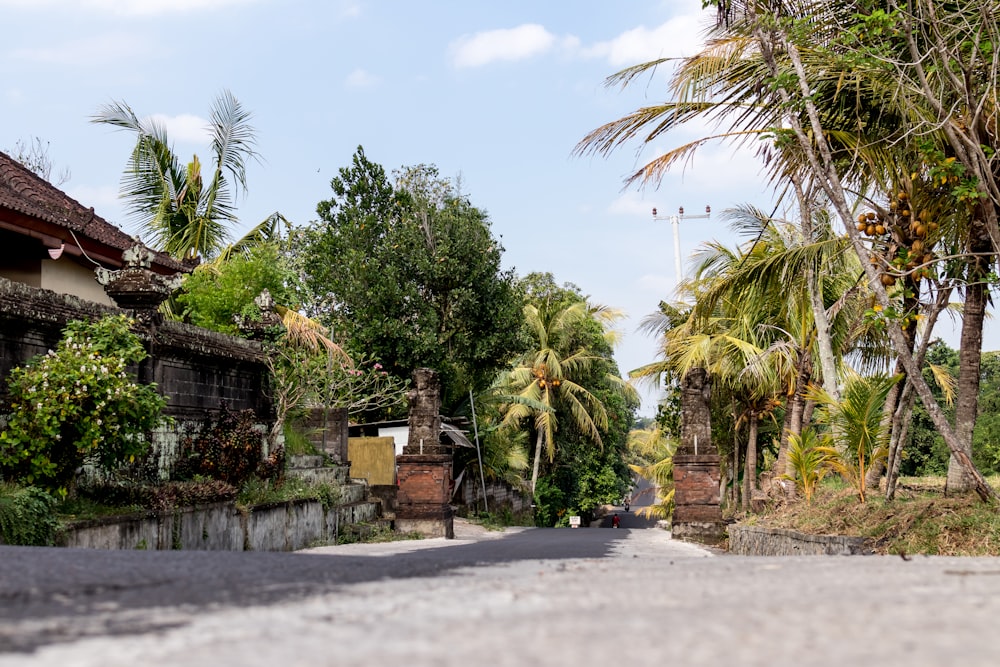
[
  {"xmin": 533, "ymin": 367, "xmax": 561, "ymax": 389},
  {"xmin": 855, "ymin": 191, "xmax": 939, "ymax": 287}
]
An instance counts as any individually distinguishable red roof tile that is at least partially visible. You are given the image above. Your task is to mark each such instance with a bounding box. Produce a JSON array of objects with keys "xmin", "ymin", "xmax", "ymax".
[{"xmin": 0, "ymin": 150, "xmax": 187, "ymax": 273}]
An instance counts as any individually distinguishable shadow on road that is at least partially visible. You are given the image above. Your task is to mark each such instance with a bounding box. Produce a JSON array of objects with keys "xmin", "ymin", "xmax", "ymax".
[{"xmin": 0, "ymin": 525, "xmax": 629, "ymax": 648}]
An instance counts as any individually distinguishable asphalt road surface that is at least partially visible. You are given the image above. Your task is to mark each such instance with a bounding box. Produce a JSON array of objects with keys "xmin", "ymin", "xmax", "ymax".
[{"xmin": 4, "ymin": 522, "xmax": 1000, "ymax": 666}]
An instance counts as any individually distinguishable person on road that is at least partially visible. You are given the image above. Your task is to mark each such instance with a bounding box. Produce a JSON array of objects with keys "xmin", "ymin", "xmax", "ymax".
[{"xmin": 612, "ymin": 513, "xmax": 621, "ymax": 528}]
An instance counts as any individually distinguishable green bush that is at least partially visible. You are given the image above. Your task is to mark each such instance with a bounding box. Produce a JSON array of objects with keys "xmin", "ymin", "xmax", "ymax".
[
  {"xmin": 75, "ymin": 478, "xmax": 237, "ymax": 512},
  {"xmin": 0, "ymin": 315, "xmax": 167, "ymax": 495},
  {"xmin": 0, "ymin": 483, "xmax": 58, "ymax": 546}
]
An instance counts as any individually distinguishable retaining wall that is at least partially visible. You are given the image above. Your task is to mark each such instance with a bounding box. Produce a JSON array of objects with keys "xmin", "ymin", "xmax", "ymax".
[
  {"xmin": 457, "ymin": 477, "xmax": 531, "ymax": 514},
  {"xmin": 728, "ymin": 524, "xmax": 871, "ymax": 556},
  {"xmin": 59, "ymin": 497, "xmax": 381, "ymax": 551}
]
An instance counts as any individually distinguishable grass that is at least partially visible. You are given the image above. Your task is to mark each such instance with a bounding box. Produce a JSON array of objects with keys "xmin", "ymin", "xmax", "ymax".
[
  {"xmin": 456, "ymin": 506, "xmax": 535, "ymax": 530},
  {"xmin": 282, "ymin": 426, "xmax": 321, "ymax": 457},
  {"xmin": 56, "ymin": 495, "xmax": 145, "ymax": 521},
  {"xmin": 333, "ymin": 522, "xmax": 422, "ymax": 545},
  {"xmin": 747, "ymin": 476, "xmax": 1000, "ymax": 556},
  {"xmin": 236, "ymin": 476, "xmax": 341, "ymax": 510}
]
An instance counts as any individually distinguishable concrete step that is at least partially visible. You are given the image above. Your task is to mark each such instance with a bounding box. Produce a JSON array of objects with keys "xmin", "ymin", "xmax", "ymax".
[
  {"xmin": 286, "ymin": 464, "xmax": 349, "ymax": 485},
  {"xmin": 339, "ymin": 483, "xmax": 368, "ymax": 505},
  {"xmin": 333, "ymin": 500, "xmax": 382, "ymax": 528},
  {"xmin": 288, "ymin": 455, "xmax": 327, "ymax": 468}
]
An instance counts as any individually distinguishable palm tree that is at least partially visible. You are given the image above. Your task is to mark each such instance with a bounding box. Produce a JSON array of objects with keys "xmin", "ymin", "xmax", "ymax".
[
  {"xmin": 499, "ymin": 301, "xmax": 638, "ymax": 495},
  {"xmin": 577, "ymin": 1, "xmax": 999, "ymax": 501},
  {"xmin": 92, "ymin": 90, "xmax": 269, "ymax": 262},
  {"xmin": 626, "ymin": 425, "xmax": 677, "ymax": 520},
  {"xmin": 807, "ymin": 371, "xmax": 900, "ymax": 503}
]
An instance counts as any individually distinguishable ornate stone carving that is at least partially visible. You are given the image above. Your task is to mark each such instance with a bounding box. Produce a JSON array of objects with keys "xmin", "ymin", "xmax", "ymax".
[
  {"xmin": 95, "ymin": 243, "xmax": 183, "ymax": 324},
  {"xmin": 235, "ymin": 289, "xmax": 285, "ymax": 341}
]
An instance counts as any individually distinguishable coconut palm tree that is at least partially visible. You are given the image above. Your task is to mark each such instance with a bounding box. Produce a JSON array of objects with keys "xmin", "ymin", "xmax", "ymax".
[
  {"xmin": 626, "ymin": 425, "xmax": 677, "ymax": 520},
  {"xmin": 92, "ymin": 90, "xmax": 273, "ymax": 262},
  {"xmin": 578, "ymin": 0, "xmax": 999, "ymax": 500},
  {"xmin": 499, "ymin": 301, "xmax": 638, "ymax": 495}
]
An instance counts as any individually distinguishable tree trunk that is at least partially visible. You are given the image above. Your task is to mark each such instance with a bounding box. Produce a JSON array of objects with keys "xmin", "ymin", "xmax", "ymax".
[
  {"xmin": 793, "ymin": 173, "xmax": 839, "ymax": 404},
  {"xmin": 743, "ymin": 410, "xmax": 758, "ymax": 511},
  {"xmin": 776, "ymin": 349, "xmax": 811, "ymax": 481},
  {"xmin": 868, "ymin": 368, "xmax": 903, "ymax": 490},
  {"xmin": 530, "ymin": 429, "xmax": 544, "ymax": 496},
  {"xmin": 947, "ymin": 214, "xmax": 992, "ymax": 493},
  {"xmin": 732, "ymin": 406, "xmax": 741, "ymax": 508},
  {"xmin": 886, "ymin": 385, "xmax": 917, "ymax": 500}
]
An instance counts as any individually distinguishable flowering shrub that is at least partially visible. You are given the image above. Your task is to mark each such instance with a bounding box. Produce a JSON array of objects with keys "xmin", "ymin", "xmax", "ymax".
[{"xmin": 0, "ymin": 315, "xmax": 167, "ymax": 495}]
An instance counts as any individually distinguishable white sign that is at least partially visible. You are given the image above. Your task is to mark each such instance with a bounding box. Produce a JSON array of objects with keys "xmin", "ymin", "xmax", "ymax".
[{"xmin": 569, "ymin": 516, "xmax": 581, "ymax": 528}]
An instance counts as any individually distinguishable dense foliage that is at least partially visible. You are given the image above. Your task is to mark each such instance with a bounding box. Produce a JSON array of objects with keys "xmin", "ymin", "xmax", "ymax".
[
  {"xmin": 295, "ymin": 147, "xmax": 526, "ymax": 409},
  {"xmin": 0, "ymin": 316, "xmax": 167, "ymax": 495},
  {"xmin": 0, "ymin": 483, "xmax": 58, "ymax": 546},
  {"xmin": 172, "ymin": 404, "xmax": 283, "ymax": 487},
  {"xmin": 176, "ymin": 243, "xmax": 298, "ymax": 335},
  {"xmin": 509, "ymin": 274, "xmax": 637, "ymax": 525}
]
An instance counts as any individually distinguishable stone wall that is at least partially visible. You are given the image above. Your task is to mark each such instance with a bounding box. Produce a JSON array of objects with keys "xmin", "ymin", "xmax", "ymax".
[
  {"xmin": 58, "ymin": 497, "xmax": 382, "ymax": 551},
  {"xmin": 728, "ymin": 524, "xmax": 871, "ymax": 556},
  {"xmin": 457, "ymin": 477, "xmax": 531, "ymax": 514},
  {"xmin": 0, "ymin": 277, "xmax": 274, "ymax": 475}
]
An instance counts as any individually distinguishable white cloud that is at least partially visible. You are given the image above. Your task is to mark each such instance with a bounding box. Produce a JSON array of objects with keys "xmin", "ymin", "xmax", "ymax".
[
  {"xmin": 587, "ymin": 15, "xmax": 710, "ymax": 67},
  {"xmin": 149, "ymin": 113, "xmax": 212, "ymax": 144},
  {"xmin": 338, "ymin": 1, "xmax": 361, "ymax": 19},
  {"xmin": 345, "ymin": 68, "xmax": 379, "ymax": 88},
  {"xmin": 449, "ymin": 24, "xmax": 558, "ymax": 68},
  {"xmin": 10, "ymin": 33, "xmax": 149, "ymax": 66}
]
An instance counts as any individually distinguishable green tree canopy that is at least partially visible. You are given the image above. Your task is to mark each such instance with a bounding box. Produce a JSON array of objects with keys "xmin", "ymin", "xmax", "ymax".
[{"xmin": 295, "ymin": 146, "xmax": 526, "ymax": 410}]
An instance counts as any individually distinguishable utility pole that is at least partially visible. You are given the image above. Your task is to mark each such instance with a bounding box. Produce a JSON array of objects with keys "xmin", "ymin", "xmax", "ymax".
[{"xmin": 652, "ymin": 205, "xmax": 711, "ymax": 290}]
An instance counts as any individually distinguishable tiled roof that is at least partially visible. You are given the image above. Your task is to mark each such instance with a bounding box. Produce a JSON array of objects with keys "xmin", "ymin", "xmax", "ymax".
[{"xmin": 0, "ymin": 150, "xmax": 187, "ymax": 273}]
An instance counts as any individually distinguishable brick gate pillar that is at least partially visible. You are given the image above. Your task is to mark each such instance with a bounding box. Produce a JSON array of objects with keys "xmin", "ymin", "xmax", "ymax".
[
  {"xmin": 671, "ymin": 368, "xmax": 725, "ymax": 545},
  {"xmin": 395, "ymin": 368, "xmax": 454, "ymax": 538}
]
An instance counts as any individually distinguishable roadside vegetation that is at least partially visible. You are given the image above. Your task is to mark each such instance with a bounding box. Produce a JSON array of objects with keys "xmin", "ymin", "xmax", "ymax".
[
  {"xmin": 583, "ymin": 0, "xmax": 1000, "ymax": 555},
  {"xmin": 745, "ymin": 477, "xmax": 1000, "ymax": 557},
  {"xmin": 14, "ymin": 1, "xmax": 1000, "ymax": 554}
]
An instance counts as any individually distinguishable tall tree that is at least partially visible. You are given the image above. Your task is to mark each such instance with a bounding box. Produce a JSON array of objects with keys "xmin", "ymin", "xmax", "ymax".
[
  {"xmin": 296, "ymin": 146, "xmax": 525, "ymax": 410},
  {"xmin": 578, "ymin": 0, "xmax": 999, "ymax": 501},
  {"xmin": 499, "ymin": 275, "xmax": 639, "ymax": 496}
]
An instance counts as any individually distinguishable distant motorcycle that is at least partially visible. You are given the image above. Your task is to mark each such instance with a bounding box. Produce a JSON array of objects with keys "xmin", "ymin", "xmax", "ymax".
[{"xmin": 623, "ymin": 499, "xmax": 630, "ymax": 512}]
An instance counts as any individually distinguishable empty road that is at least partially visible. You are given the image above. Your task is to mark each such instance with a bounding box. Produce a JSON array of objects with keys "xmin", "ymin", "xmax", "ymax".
[{"xmin": 3, "ymin": 523, "xmax": 1000, "ymax": 666}]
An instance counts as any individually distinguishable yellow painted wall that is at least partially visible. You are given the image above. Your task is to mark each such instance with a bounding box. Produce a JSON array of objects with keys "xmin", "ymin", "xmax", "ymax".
[{"xmin": 348, "ymin": 437, "xmax": 396, "ymax": 485}]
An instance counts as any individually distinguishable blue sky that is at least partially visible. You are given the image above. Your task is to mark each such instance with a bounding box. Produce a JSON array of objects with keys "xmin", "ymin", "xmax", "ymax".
[{"xmin": 3, "ymin": 0, "xmax": 984, "ymax": 417}]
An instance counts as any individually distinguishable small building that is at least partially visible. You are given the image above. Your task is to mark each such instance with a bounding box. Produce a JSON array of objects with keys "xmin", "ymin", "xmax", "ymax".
[
  {"xmin": 348, "ymin": 419, "xmax": 475, "ymax": 457},
  {"xmin": 0, "ymin": 150, "xmax": 186, "ymax": 305}
]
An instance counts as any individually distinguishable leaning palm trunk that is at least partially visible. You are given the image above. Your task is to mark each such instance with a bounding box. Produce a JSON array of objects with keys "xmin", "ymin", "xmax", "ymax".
[
  {"xmin": 866, "ymin": 365, "xmax": 904, "ymax": 490},
  {"xmin": 753, "ymin": 22, "xmax": 997, "ymax": 502},
  {"xmin": 530, "ymin": 430, "xmax": 544, "ymax": 496},
  {"xmin": 885, "ymin": 384, "xmax": 918, "ymax": 500}
]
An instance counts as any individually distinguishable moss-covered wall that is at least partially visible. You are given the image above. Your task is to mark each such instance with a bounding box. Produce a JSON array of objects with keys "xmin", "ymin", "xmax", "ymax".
[{"xmin": 0, "ymin": 276, "xmax": 273, "ymax": 428}]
